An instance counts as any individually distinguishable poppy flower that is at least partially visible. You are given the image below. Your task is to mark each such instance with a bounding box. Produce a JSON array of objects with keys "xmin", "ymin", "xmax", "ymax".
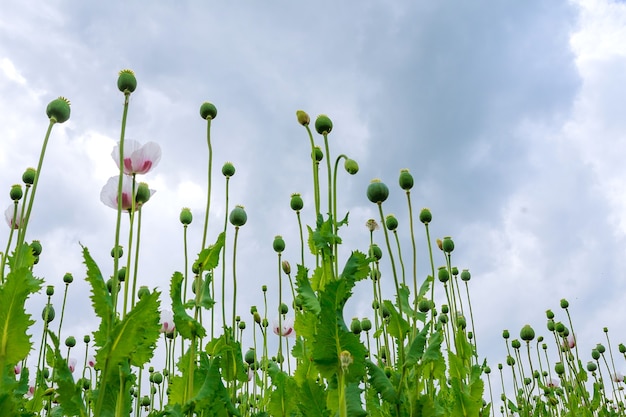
[
  {"xmin": 160, "ymin": 310, "xmax": 175, "ymax": 334},
  {"xmin": 4, "ymin": 202, "xmax": 22, "ymax": 229},
  {"xmin": 112, "ymin": 140, "xmax": 161, "ymax": 175},
  {"xmin": 100, "ymin": 176, "xmax": 155, "ymax": 211},
  {"xmin": 272, "ymin": 317, "xmax": 295, "ymax": 338}
]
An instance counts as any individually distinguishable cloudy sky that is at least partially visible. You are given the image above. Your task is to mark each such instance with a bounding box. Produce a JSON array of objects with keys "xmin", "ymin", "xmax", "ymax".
[{"xmin": 2, "ymin": 0, "xmax": 626, "ymax": 393}]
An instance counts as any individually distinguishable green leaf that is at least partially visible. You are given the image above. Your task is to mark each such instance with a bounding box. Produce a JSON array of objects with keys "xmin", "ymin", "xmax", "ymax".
[
  {"xmin": 0, "ymin": 265, "xmax": 42, "ymax": 366},
  {"xmin": 83, "ymin": 246, "xmax": 113, "ymax": 348},
  {"xmin": 405, "ymin": 325, "xmax": 429, "ymax": 368},
  {"xmin": 339, "ymin": 251, "xmax": 370, "ymax": 283},
  {"xmin": 267, "ymin": 363, "xmax": 298, "ymax": 417},
  {"xmin": 198, "ymin": 271, "xmax": 215, "ymax": 310},
  {"xmin": 344, "ymin": 382, "xmax": 367, "ymax": 417},
  {"xmin": 296, "ymin": 265, "xmax": 320, "ymax": 314},
  {"xmin": 296, "ymin": 377, "xmax": 329, "ymax": 417},
  {"xmin": 95, "ymin": 290, "xmax": 160, "ymax": 368},
  {"xmin": 382, "ymin": 300, "xmax": 410, "ymax": 341},
  {"xmin": 193, "ymin": 232, "xmax": 225, "ymax": 273},
  {"xmin": 365, "ymin": 360, "xmax": 397, "ymax": 404},
  {"xmin": 192, "ymin": 354, "xmax": 239, "ymax": 416},
  {"xmin": 48, "ymin": 332, "xmax": 87, "ymax": 417},
  {"xmin": 205, "ymin": 334, "xmax": 247, "ymax": 382},
  {"xmin": 171, "ymin": 271, "xmax": 206, "ymax": 340}
]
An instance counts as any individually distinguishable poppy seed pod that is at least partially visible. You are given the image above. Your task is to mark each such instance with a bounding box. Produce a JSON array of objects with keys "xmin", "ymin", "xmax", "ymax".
[
  {"xmin": 419, "ymin": 208, "xmax": 432, "ymax": 224},
  {"xmin": 587, "ymin": 361, "xmax": 597, "ymax": 372},
  {"xmin": 296, "ymin": 110, "xmax": 310, "ymax": 126},
  {"xmin": 65, "ymin": 336, "xmax": 76, "ymax": 348},
  {"xmin": 46, "ymin": 96, "xmax": 71, "ymax": 124},
  {"xmin": 180, "ymin": 207, "xmax": 193, "ymax": 225},
  {"xmin": 350, "ymin": 317, "xmax": 361, "ymax": 334},
  {"xmin": 9, "ymin": 185, "xmax": 22, "ymax": 201},
  {"xmin": 418, "ymin": 299, "xmax": 432, "ymax": 313},
  {"xmin": 137, "ymin": 286, "xmax": 150, "ymax": 299},
  {"xmin": 200, "ymin": 102, "xmax": 218, "ymax": 120},
  {"xmin": 360, "ymin": 318, "xmax": 372, "ymax": 332},
  {"xmin": 554, "ymin": 362, "xmax": 565, "ymax": 375},
  {"xmin": 315, "ymin": 114, "xmax": 333, "ymax": 135},
  {"xmin": 366, "ymin": 179, "xmax": 389, "ymax": 204},
  {"xmin": 460, "ymin": 269, "xmax": 471, "ymax": 281},
  {"xmin": 273, "ymin": 236, "xmax": 285, "ymax": 253},
  {"xmin": 46, "ymin": 285, "xmax": 54, "ymax": 296},
  {"xmin": 229, "ymin": 205, "xmax": 247, "ymax": 227},
  {"xmin": 398, "ymin": 169, "xmax": 414, "ymax": 191},
  {"xmin": 31, "ymin": 240, "xmax": 42, "ymax": 256},
  {"xmin": 368, "ymin": 244, "xmax": 382, "ymax": 261},
  {"xmin": 344, "ymin": 159, "xmax": 359, "ymax": 175},
  {"xmin": 111, "ymin": 245, "xmax": 123, "ymax": 258},
  {"xmin": 279, "ymin": 303, "xmax": 289, "ymax": 315},
  {"xmin": 245, "ymin": 348, "xmax": 256, "ymax": 365},
  {"xmin": 437, "ymin": 267, "xmax": 449, "ymax": 283},
  {"xmin": 520, "ymin": 325, "xmax": 535, "ymax": 342},
  {"xmin": 42, "ymin": 304, "xmax": 55, "ymax": 323},
  {"xmin": 385, "ymin": 215, "xmax": 398, "ymax": 231},
  {"xmin": 560, "ymin": 299, "xmax": 569, "ymax": 309},
  {"xmin": 222, "ymin": 162, "xmax": 235, "ymax": 177},
  {"xmin": 117, "ymin": 69, "xmax": 137, "ymax": 93},
  {"xmin": 63, "ymin": 273, "xmax": 73, "ymax": 284},
  {"xmin": 290, "ymin": 193, "xmax": 303, "ymax": 211},
  {"xmin": 313, "ymin": 146, "xmax": 324, "ymax": 162},
  {"xmin": 442, "ymin": 237, "xmax": 454, "ymax": 253},
  {"xmin": 22, "ymin": 168, "xmax": 36, "ymax": 185}
]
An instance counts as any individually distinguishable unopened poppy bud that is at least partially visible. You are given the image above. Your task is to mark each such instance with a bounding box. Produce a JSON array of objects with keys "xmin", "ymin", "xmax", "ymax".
[
  {"xmin": 296, "ymin": 110, "xmax": 310, "ymax": 126},
  {"xmin": 344, "ymin": 159, "xmax": 359, "ymax": 175},
  {"xmin": 253, "ymin": 312, "xmax": 261, "ymax": 324},
  {"xmin": 350, "ymin": 317, "xmax": 361, "ymax": 334},
  {"xmin": 460, "ymin": 269, "xmax": 471, "ymax": 281},
  {"xmin": 65, "ymin": 336, "xmax": 76, "ymax": 348},
  {"xmin": 361, "ymin": 318, "xmax": 372, "ymax": 332},
  {"xmin": 398, "ymin": 169, "xmax": 414, "ymax": 191},
  {"xmin": 273, "ymin": 235, "xmax": 285, "ymax": 253},
  {"xmin": 313, "ymin": 146, "xmax": 323, "ymax": 162},
  {"xmin": 137, "ymin": 286, "xmax": 150, "ymax": 299},
  {"xmin": 279, "ymin": 303, "xmax": 289, "ymax": 315},
  {"xmin": 229, "ymin": 205, "xmax": 247, "ymax": 227},
  {"xmin": 439, "ymin": 314, "xmax": 448, "ymax": 324},
  {"xmin": 436, "ymin": 239, "xmax": 443, "ymax": 250},
  {"xmin": 141, "ymin": 396, "xmax": 151, "ymax": 407},
  {"xmin": 290, "ymin": 193, "xmax": 303, "ymax": 211},
  {"xmin": 262, "ymin": 318, "xmax": 268, "ymax": 328},
  {"xmin": 199, "ymin": 102, "xmax": 217, "ymax": 120},
  {"xmin": 385, "ymin": 215, "xmax": 398, "ymax": 231},
  {"xmin": 442, "ymin": 237, "xmax": 454, "ymax": 253},
  {"xmin": 9, "ymin": 185, "xmax": 22, "ymax": 201},
  {"xmin": 520, "ymin": 325, "xmax": 535, "ymax": 342},
  {"xmin": 46, "ymin": 285, "xmax": 54, "ymax": 296},
  {"xmin": 63, "ymin": 273, "xmax": 73, "ymax": 284},
  {"xmin": 222, "ymin": 162, "xmax": 235, "ymax": 177},
  {"xmin": 484, "ymin": 365, "xmax": 491, "ymax": 374},
  {"xmin": 106, "ymin": 278, "xmax": 120, "ymax": 294},
  {"xmin": 111, "ymin": 245, "xmax": 123, "ymax": 258},
  {"xmin": 315, "ymin": 114, "xmax": 333, "ymax": 135},
  {"xmin": 419, "ymin": 208, "xmax": 432, "ymax": 224},
  {"xmin": 180, "ymin": 207, "xmax": 193, "ymax": 225},
  {"xmin": 42, "ymin": 304, "xmax": 55, "ymax": 323},
  {"xmin": 619, "ymin": 343, "xmax": 626, "ymax": 354},
  {"xmin": 135, "ymin": 182, "xmax": 151, "ymax": 205},
  {"xmin": 437, "ymin": 267, "xmax": 449, "ymax": 283},
  {"xmin": 366, "ymin": 179, "xmax": 389, "ymax": 204},
  {"xmin": 117, "ymin": 69, "xmax": 137, "ymax": 93},
  {"xmin": 22, "ymin": 168, "xmax": 36, "ymax": 185},
  {"xmin": 31, "ymin": 241, "xmax": 42, "ymax": 256},
  {"xmin": 368, "ymin": 244, "xmax": 382, "ymax": 261},
  {"xmin": 281, "ymin": 260, "xmax": 291, "ymax": 275},
  {"xmin": 46, "ymin": 96, "xmax": 71, "ymax": 124},
  {"xmin": 560, "ymin": 298, "xmax": 569, "ymax": 309},
  {"xmin": 381, "ymin": 305, "xmax": 390, "ymax": 319}
]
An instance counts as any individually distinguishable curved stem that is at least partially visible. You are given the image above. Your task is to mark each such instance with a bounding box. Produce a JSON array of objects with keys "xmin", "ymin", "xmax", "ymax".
[
  {"xmin": 232, "ymin": 226, "xmax": 240, "ymax": 333},
  {"xmin": 304, "ymin": 125, "xmax": 320, "ymax": 218},
  {"xmin": 201, "ymin": 118, "xmax": 214, "ymax": 251}
]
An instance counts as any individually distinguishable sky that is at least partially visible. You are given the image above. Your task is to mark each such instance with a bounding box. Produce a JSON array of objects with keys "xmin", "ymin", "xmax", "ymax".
[{"xmin": 2, "ymin": 0, "xmax": 626, "ymax": 399}]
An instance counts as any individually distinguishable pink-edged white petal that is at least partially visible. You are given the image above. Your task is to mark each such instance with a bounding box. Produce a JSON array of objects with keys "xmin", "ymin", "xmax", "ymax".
[
  {"xmin": 5, "ymin": 202, "xmax": 22, "ymax": 229},
  {"xmin": 68, "ymin": 358, "xmax": 77, "ymax": 373},
  {"xmin": 160, "ymin": 310, "xmax": 175, "ymax": 333},
  {"xmin": 272, "ymin": 317, "xmax": 295, "ymax": 338},
  {"xmin": 100, "ymin": 176, "xmax": 155, "ymax": 211},
  {"xmin": 112, "ymin": 140, "xmax": 162, "ymax": 175}
]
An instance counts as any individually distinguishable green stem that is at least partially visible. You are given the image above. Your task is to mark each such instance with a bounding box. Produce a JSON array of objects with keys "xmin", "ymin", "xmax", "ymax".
[
  {"xmin": 201, "ymin": 118, "xmax": 214, "ymax": 251},
  {"xmin": 304, "ymin": 125, "xmax": 320, "ymax": 218},
  {"xmin": 131, "ymin": 207, "xmax": 143, "ymax": 309},
  {"xmin": 232, "ymin": 226, "xmax": 240, "ymax": 332},
  {"xmin": 424, "ymin": 224, "xmax": 436, "ymax": 334},
  {"xmin": 296, "ymin": 211, "xmax": 305, "ymax": 267},
  {"xmin": 1, "ymin": 201, "xmax": 20, "ymax": 282},
  {"xmin": 221, "ymin": 176, "xmax": 231, "ymax": 335}
]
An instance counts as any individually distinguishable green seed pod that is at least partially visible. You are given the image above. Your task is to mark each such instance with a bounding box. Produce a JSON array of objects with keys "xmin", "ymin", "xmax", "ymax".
[
  {"xmin": 46, "ymin": 96, "xmax": 71, "ymax": 124},
  {"xmin": 439, "ymin": 313, "xmax": 448, "ymax": 324},
  {"xmin": 371, "ymin": 300, "xmax": 379, "ymax": 310},
  {"xmin": 22, "ymin": 168, "xmax": 36, "ymax": 185},
  {"xmin": 290, "ymin": 193, "xmax": 303, "ymax": 211},
  {"xmin": 9, "ymin": 184, "xmax": 22, "ymax": 201},
  {"xmin": 506, "ymin": 355, "xmax": 515, "ymax": 366},
  {"xmin": 460, "ymin": 269, "xmax": 471, "ymax": 281},
  {"xmin": 282, "ymin": 260, "xmax": 291, "ymax": 275},
  {"xmin": 117, "ymin": 69, "xmax": 137, "ymax": 93},
  {"xmin": 371, "ymin": 269, "xmax": 381, "ymax": 281},
  {"xmin": 511, "ymin": 339, "xmax": 521, "ymax": 349},
  {"xmin": 261, "ymin": 318, "xmax": 268, "ymax": 328},
  {"xmin": 180, "ymin": 207, "xmax": 193, "ymax": 225},
  {"xmin": 457, "ymin": 315, "xmax": 467, "ymax": 329},
  {"xmin": 442, "ymin": 236, "xmax": 454, "ymax": 253},
  {"xmin": 502, "ymin": 329, "xmax": 510, "ymax": 339},
  {"xmin": 117, "ymin": 267, "xmax": 127, "ymax": 283},
  {"xmin": 229, "ymin": 205, "xmax": 247, "ymax": 227},
  {"xmin": 587, "ymin": 361, "xmax": 598, "ymax": 372},
  {"xmin": 137, "ymin": 286, "xmax": 150, "ymax": 299},
  {"xmin": 313, "ymin": 146, "xmax": 324, "ymax": 162},
  {"xmin": 65, "ymin": 336, "xmax": 76, "ymax": 348},
  {"xmin": 42, "ymin": 304, "xmax": 55, "ymax": 323},
  {"xmin": 520, "ymin": 325, "xmax": 535, "ymax": 342},
  {"xmin": 381, "ymin": 305, "xmax": 390, "ymax": 319},
  {"xmin": 437, "ymin": 267, "xmax": 449, "ymax": 283},
  {"xmin": 141, "ymin": 395, "xmax": 151, "ymax": 407},
  {"xmin": 273, "ymin": 235, "xmax": 285, "ymax": 253},
  {"xmin": 80, "ymin": 378, "xmax": 90, "ymax": 391},
  {"xmin": 262, "ymin": 285, "xmax": 267, "ymax": 292},
  {"xmin": 46, "ymin": 285, "xmax": 54, "ymax": 296},
  {"xmin": 31, "ymin": 240, "xmax": 42, "ymax": 256},
  {"xmin": 554, "ymin": 362, "xmax": 565, "ymax": 375},
  {"xmin": 238, "ymin": 320, "xmax": 246, "ymax": 330},
  {"xmin": 385, "ymin": 215, "xmax": 398, "ymax": 231},
  {"xmin": 135, "ymin": 182, "xmax": 151, "ymax": 205},
  {"xmin": 369, "ymin": 244, "xmax": 382, "ymax": 261},
  {"xmin": 451, "ymin": 267, "xmax": 459, "ymax": 276},
  {"xmin": 344, "ymin": 159, "xmax": 359, "ymax": 175},
  {"xmin": 484, "ymin": 365, "xmax": 491, "ymax": 374},
  {"xmin": 296, "ymin": 110, "xmax": 310, "ymax": 126},
  {"xmin": 596, "ymin": 343, "xmax": 606, "ymax": 354},
  {"xmin": 545, "ymin": 309, "xmax": 554, "ymax": 319},
  {"xmin": 547, "ymin": 320, "xmax": 555, "ymax": 332},
  {"xmin": 111, "ymin": 245, "xmax": 123, "ymax": 259},
  {"xmin": 591, "ymin": 349, "xmax": 600, "ymax": 360},
  {"xmin": 366, "ymin": 179, "xmax": 389, "ymax": 204},
  {"xmin": 361, "ymin": 318, "xmax": 372, "ymax": 332},
  {"xmin": 152, "ymin": 372, "xmax": 163, "ymax": 384},
  {"xmin": 418, "ymin": 299, "xmax": 431, "ymax": 313},
  {"xmin": 279, "ymin": 303, "xmax": 289, "ymax": 315},
  {"xmin": 619, "ymin": 343, "xmax": 626, "ymax": 354},
  {"xmin": 199, "ymin": 102, "xmax": 218, "ymax": 120},
  {"xmin": 350, "ymin": 317, "xmax": 361, "ymax": 334},
  {"xmin": 293, "ymin": 296, "xmax": 303, "ymax": 309},
  {"xmin": 106, "ymin": 278, "xmax": 120, "ymax": 294},
  {"xmin": 419, "ymin": 208, "xmax": 432, "ymax": 224},
  {"xmin": 554, "ymin": 322, "xmax": 565, "ymax": 334},
  {"xmin": 222, "ymin": 162, "xmax": 236, "ymax": 177},
  {"xmin": 33, "ymin": 256, "xmax": 39, "ymax": 265},
  {"xmin": 315, "ymin": 114, "xmax": 333, "ymax": 135},
  {"xmin": 245, "ymin": 348, "xmax": 256, "ymax": 364},
  {"xmin": 398, "ymin": 169, "xmax": 414, "ymax": 191},
  {"xmin": 83, "ymin": 335, "xmax": 90, "ymax": 344},
  {"xmin": 524, "ymin": 377, "xmax": 531, "ymax": 386},
  {"xmin": 441, "ymin": 304, "xmax": 449, "ymax": 314},
  {"xmin": 560, "ymin": 298, "xmax": 569, "ymax": 309},
  {"xmin": 63, "ymin": 273, "xmax": 73, "ymax": 284}
]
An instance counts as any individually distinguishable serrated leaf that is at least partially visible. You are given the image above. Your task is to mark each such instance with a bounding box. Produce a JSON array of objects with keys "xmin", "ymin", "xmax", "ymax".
[
  {"xmin": 193, "ymin": 233, "xmax": 225, "ymax": 273},
  {"xmin": 296, "ymin": 377, "xmax": 329, "ymax": 417},
  {"xmin": 365, "ymin": 360, "xmax": 398, "ymax": 404},
  {"xmin": 296, "ymin": 265, "xmax": 320, "ymax": 314},
  {"xmin": 268, "ymin": 363, "xmax": 298, "ymax": 417},
  {"xmin": 83, "ymin": 246, "xmax": 113, "ymax": 347},
  {"xmin": 405, "ymin": 325, "xmax": 429, "ymax": 368},
  {"xmin": 382, "ymin": 300, "xmax": 410, "ymax": 341},
  {"xmin": 0, "ymin": 265, "xmax": 42, "ymax": 366},
  {"xmin": 192, "ymin": 354, "xmax": 239, "ymax": 416},
  {"xmin": 48, "ymin": 331, "xmax": 87, "ymax": 417},
  {"xmin": 339, "ymin": 251, "xmax": 370, "ymax": 283},
  {"xmin": 205, "ymin": 334, "xmax": 247, "ymax": 382},
  {"xmin": 171, "ymin": 271, "xmax": 206, "ymax": 340}
]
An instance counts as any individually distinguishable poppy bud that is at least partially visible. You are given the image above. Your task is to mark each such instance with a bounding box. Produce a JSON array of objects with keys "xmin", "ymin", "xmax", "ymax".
[
  {"xmin": 398, "ymin": 169, "xmax": 414, "ymax": 191},
  {"xmin": 296, "ymin": 110, "xmax": 310, "ymax": 126},
  {"xmin": 279, "ymin": 303, "xmax": 289, "ymax": 315},
  {"xmin": 369, "ymin": 244, "xmax": 382, "ymax": 261},
  {"xmin": 65, "ymin": 336, "xmax": 76, "ymax": 348},
  {"xmin": 290, "ymin": 193, "xmax": 303, "ymax": 211},
  {"xmin": 180, "ymin": 207, "xmax": 193, "ymax": 225},
  {"xmin": 313, "ymin": 146, "xmax": 323, "ymax": 162},
  {"xmin": 273, "ymin": 236, "xmax": 285, "ymax": 253},
  {"xmin": 135, "ymin": 182, "xmax": 151, "ymax": 205},
  {"xmin": 9, "ymin": 185, "xmax": 22, "ymax": 201},
  {"xmin": 111, "ymin": 245, "xmax": 123, "ymax": 258},
  {"xmin": 344, "ymin": 159, "xmax": 359, "ymax": 175},
  {"xmin": 282, "ymin": 260, "xmax": 291, "ymax": 275},
  {"xmin": 31, "ymin": 241, "xmax": 42, "ymax": 256},
  {"xmin": 419, "ymin": 208, "xmax": 432, "ymax": 224},
  {"xmin": 42, "ymin": 304, "xmax": 55, "ymax": 323},
  {"xmin": 22, "ymin": 168, "xmax": 36, "ymax": 185},
  {"xmin": 199, "ymin": 102, "xmax": 217, "ymax": 120},
  {"xmin": 222, "ymin": 162, "xmax": 235, "ymax": 177},
  {"xmin": 117, "ymin": 69, "xmax": 137, "ymax": 93}
]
